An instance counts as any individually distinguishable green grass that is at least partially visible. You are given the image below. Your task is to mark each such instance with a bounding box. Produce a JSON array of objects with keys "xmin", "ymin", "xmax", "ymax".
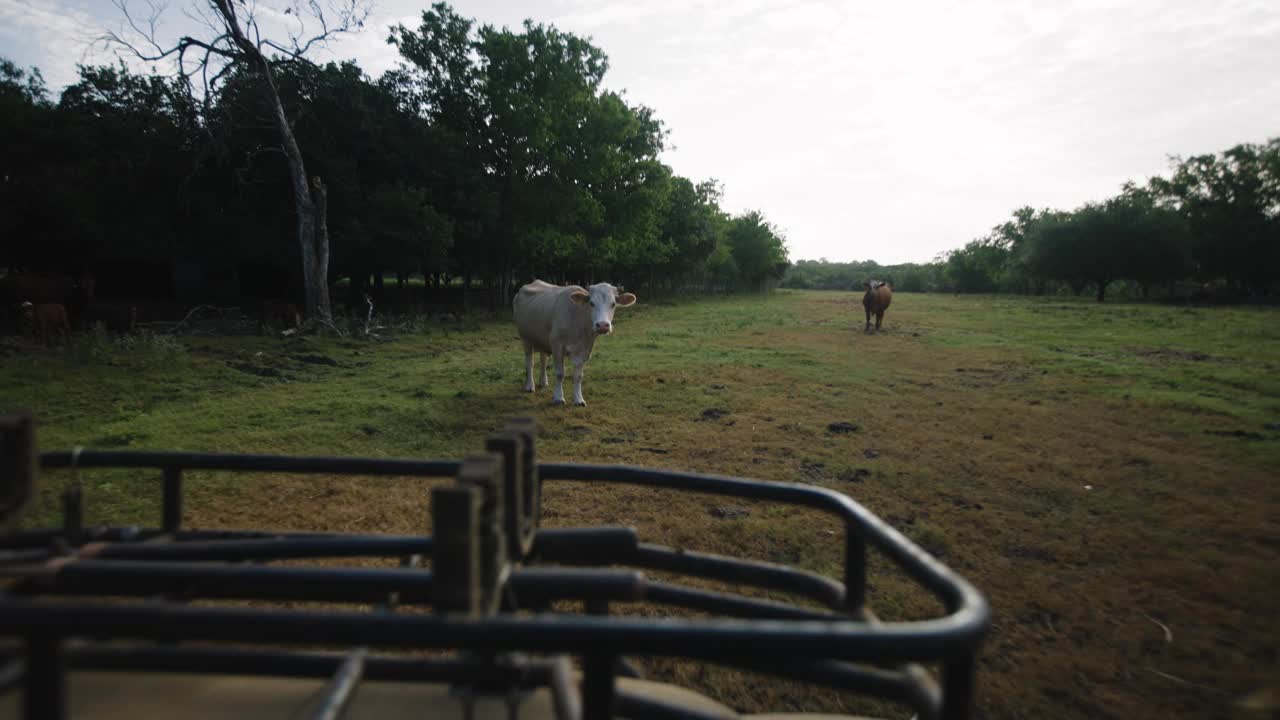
[{"xmin": 2, "ymin": 290, "xmax": 1278, "ymax": 720}]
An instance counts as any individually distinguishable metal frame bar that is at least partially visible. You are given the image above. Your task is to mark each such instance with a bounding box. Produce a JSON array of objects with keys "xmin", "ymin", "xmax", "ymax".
[{"xmin": 0, "ymin": 413, "xmax": 990, "ymax": 720}]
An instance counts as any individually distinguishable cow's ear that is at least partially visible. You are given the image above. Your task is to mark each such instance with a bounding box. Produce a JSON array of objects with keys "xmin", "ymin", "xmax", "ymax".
[
  {"xmin": 617, "ymin": 292, "xmax": 637, "ymax": 307},
  {"xmin": 863, "ymin": 282, "xmax": 871, "ymax": 289},
  {"xmin": 570, "ymin": 290, "xmax": 590, "ymax": 305}
]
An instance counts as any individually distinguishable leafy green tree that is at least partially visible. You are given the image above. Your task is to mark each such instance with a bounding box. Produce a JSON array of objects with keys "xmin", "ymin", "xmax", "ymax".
[
  {"xmin": 726, "ymin": 211, "xmax": 789, "ymax": 291},
  {"xmin": 1152, "ymin": 141, "xmax": 1280, "ymax": 293},
  {"xmin": 943, "ymin": 239, "xmax": 1008, "ymax": 293},
  {"xmin": 0, "ymin": 60, "xmax": 58, "ymax": 269}
]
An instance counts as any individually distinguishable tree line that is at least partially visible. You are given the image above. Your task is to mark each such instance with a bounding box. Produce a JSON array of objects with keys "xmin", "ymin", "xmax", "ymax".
[
  {"xmin": 0, "ymin": 2, "xmax": 789, "ymax": 318},
  {"xmin": 788, "ymin": 139, "xmax": 1279, "ymax": 301}
]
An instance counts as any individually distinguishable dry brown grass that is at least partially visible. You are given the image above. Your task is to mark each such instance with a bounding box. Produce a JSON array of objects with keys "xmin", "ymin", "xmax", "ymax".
[{"xmin": 8, "ymin": 291, "xmax": 1279, "ymax": 719}]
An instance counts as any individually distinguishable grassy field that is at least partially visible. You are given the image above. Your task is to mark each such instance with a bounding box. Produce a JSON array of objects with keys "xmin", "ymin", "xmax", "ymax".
[{"xmin": 2, "ymin": 290, "xmax": 1278, "ymax": 720}]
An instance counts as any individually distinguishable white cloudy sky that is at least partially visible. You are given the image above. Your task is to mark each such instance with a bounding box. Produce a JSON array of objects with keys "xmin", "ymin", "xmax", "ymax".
[{"xmin": 2, "ymin": 0, "xmax": 1279, "ymax": 263}]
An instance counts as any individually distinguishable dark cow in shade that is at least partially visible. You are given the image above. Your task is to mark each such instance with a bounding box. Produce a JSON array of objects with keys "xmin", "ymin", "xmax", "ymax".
[
  {"xmin": 862, "ymin": 280, "xmax": 892, "ymax": 333},
  {"xmin": 1, "ymin": 272, "xmax": 94, "ymax": 333},
  {"xmin": 21, "ymin": 302, "xmax": 71, "ymax": 345}
]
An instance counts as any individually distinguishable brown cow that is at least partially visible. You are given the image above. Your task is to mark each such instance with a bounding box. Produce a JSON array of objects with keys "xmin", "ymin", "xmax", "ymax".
[
  {"xmin": 1, "ymin": 273, "xmax": 94, "ymax": 329},
  {"xmin": 861, "ymin": 280, "xmax": 892, "ymax": 333},
  {"xmin": 21, "ymin": 301, "xmax": 71, "ymax": 345}
]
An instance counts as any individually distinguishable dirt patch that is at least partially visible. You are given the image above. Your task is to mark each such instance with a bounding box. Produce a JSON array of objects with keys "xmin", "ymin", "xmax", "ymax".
[
  {"xmin": 1133, "ymin": 347, "xmax": 1220, "ymax": 362},
  {"xmin": 838, "ymin": 468, "xmax": 871, "ymax": 482},
  {"xmin": 799, "ymin": 461, "xmax": 828, "ymax": 482},
  {"xmin": 826, "ymin": 421, "xmax": 860, "ymax": 434},
  {"xmin": 698, "ymin": 408, "xmax": 731, "ymax": 421},
  {"xmin": 709, "ymin": 506, "xmax": 750, "ymax": 519},
  {"xmin": 1206, "ymin": 429, "xmax": 1268, "ymax": 441},
  {"xmin": 1008, "ymin": 545, "xmax": 1057, "ymax": 564},
  {"xmin": 226, "ymin": 361, "xmax": 287, "ymax": 379},
  {"xmin": 292, "ymin": 353, "xmax": 340, "ymax": 367}
]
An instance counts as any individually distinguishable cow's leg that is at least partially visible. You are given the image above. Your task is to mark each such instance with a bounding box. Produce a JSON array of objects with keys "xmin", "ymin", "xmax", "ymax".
[
  {"xmin": 551, "ymin": 348, "xmax": 567, "ymax": 405},
  {"xmin": 571, "ymin": 355, "xmax": 587, "ymax": 407},
  {"xmin": 876, "ymin": 311, "xmax": 884, "ymax": 331},
  {"xmin": 864, "ymin": 309, "xmax": 872, "ymax": 333},
  {"xmin": 522, "ymin": 344, "xmax": 536, "ymax": 392},
  {"xmin": 539, "ymin": 353, "xmax": 549, "ymax": 389}
]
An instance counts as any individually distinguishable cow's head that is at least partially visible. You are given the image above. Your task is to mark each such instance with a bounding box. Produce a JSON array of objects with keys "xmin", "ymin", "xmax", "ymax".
[
  {"xmin": 19, "ymin": 301, "xmax": 33, "ymax": 321},
  {"xmin": 571, "ymin": 283, "xmax": 637, "ymax": 335}
]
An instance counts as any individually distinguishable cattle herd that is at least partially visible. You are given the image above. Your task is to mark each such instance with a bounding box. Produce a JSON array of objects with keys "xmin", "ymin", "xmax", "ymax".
[
  {"xmin": 2, "ymin": 273, "xmax": 893, "ymax": 385},
  {"xmin": 511, "ymin": 278, "xmax": 892, "ymax": 406}
]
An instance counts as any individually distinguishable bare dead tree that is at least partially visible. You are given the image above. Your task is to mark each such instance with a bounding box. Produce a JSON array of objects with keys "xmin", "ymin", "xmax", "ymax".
[{"xmin": 102, "ymin": 0, "xmax": 371, "ymax": 322}]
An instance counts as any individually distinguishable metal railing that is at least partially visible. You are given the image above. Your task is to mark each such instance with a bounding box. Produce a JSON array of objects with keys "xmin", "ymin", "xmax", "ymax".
[{"xmin": 0, "ymin": 412, "xmax": 990, "ymax": 720}]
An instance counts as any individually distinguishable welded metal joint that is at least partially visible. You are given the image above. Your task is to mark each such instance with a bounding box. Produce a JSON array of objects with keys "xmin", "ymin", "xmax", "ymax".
[
  {"xmin": 504, "ymin": 417, "xmax": 539, "ymax": 553},
  {"xmin": 457, "ymin": 453, "xmax": 508, "ymax": 616},
  {"xmin": 431, "ymin": 483, "xmax": 480, "ymax": 616},
  {"xmin": 0, "ymin": 412, "xmax": 37, "ymax": 529}
]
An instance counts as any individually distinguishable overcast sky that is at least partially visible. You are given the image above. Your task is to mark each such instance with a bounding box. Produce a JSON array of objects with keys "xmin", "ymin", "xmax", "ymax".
[{"xmin": 2, "ymin": 0, "xmax": 1278, "ymax": 263}]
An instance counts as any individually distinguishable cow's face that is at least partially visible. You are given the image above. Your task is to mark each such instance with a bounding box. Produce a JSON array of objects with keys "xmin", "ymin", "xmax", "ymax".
[
  {"xmin": 20, "ymin": 301, "xmax": 33, "ymax": 321},
  {"xmin": 571, "ymin": 284, "xmax": 637, "ymax": 335}
]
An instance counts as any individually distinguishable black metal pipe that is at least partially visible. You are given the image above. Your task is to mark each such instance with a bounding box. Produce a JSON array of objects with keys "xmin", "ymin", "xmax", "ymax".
[
  {"xmin": 722, "ymin": 656, "xmax": 925, "ymax": 708},
  {"xmin": 0, "ymin": 549, "xmax": 56, "ymax": 566},
  {"xmin": 161, "ymin": 467, "xmax": 182, "ymax": 532},
  {"xmin": 529, "ymin": 527, "xmax": 639, "ymax": 564},
  {"xmin": 548, "ymin": 656, "xmax": 582, "ymax": 720},
  {"xmin": 379, "ymin": 555, "xmax": 423, "ymax": 613},
  {"xmin": 515, "ymin": 568, "xmax": 645, "ymax": 603},
  {"xmin": 582, "ymin": 652, "xmax": 615, "ymax": 720},
  {"xmin": 940, "ymin": 657, "xmax": 977, "ymax": 720},
  {"xmin": 41, "ymin": 560, "xmax": 438, "ymax": 604},
  {"xmin": 23, "ymin": 635, "xmax": 62, "ymax": 720},
  {"xmin": 30, "ymin": 454, "xmax": 988, "ymax": 630},
  {"xmin": 582, "ymin": 599, "xmax": 615, "ymax": 720},
  {"xmin": 60, "ymin": 488, "xmax": 81, "ymax": 548},
  {"xmin": 0, "ymin": 658, "xmax": 22, "ymax": 694},
  {"xmin": 643, "ymin": 582, "xmax": 839, "ymax": 621},
  {"xmin": 2, "ymin": 526, "xmax": 638, "ymax": 562},
  {"xmin": 41, "ymin": 450, "xmax": 460, "ymax": 478},
  {"xmin": 538, "ymin": 463, "xmax": 987, "ymax": 621},
  {"xmin": 91, "ymin": 536, "xmax": 435, "ymax": 562},
  {"xmin": 310, "ymin": 648, "xmax": 366, "ymax": 720},
  {"xmin": 56, "ymin": 645, "xmax": 555, "ymax": 685},
  {"xmin": 630, "ymin": 544, "xmax": 845, "ymax": 610},
  {"xmin": 0, "ymin": 598, "xmax": 986, "ymax": 664},
  {"xmin": 29, "ymin": 561, "xmax": 646, "ymax": 606}
]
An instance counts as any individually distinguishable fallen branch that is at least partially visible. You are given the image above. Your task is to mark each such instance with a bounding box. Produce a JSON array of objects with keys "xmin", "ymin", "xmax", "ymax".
[
  {"xmin": 308, "ymin": 318, "xmax": 347, "ymax": 338},
  {"xmin": 1143, "ymin": 613, "xmax": 1173, "ymax": 644},
  {"xmin": 1145, "ymin": 668, "xmax": 1228, "ymax": 695}
]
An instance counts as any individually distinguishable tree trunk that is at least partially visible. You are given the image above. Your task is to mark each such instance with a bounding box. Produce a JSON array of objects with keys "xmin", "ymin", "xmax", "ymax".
[
  {"xmin": 217, "ymin": 0, "xmax": 332, "ymax": 322},
  {"xmin": 1095, "ymin": 280, "xmax": 1110, "ymax": 302},
  {"xmin": 262, "ymin": 82, "xmax": 329, "ymax": 320},
  {"xmin": 309, "ymin": 176, "xmax": 331, "ymax": 319}
]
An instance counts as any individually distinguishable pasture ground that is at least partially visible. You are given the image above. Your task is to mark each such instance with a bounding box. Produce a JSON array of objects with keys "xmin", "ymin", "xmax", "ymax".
[{"xmin": 2, "ymin": 290, "xmax": 1278, "ymax": 720}]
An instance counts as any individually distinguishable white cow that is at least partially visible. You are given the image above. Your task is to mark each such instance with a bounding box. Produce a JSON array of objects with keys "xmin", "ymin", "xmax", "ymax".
[{"xmin": 513, "ymin": 280, "xmax": 637, "ymax": 406}]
